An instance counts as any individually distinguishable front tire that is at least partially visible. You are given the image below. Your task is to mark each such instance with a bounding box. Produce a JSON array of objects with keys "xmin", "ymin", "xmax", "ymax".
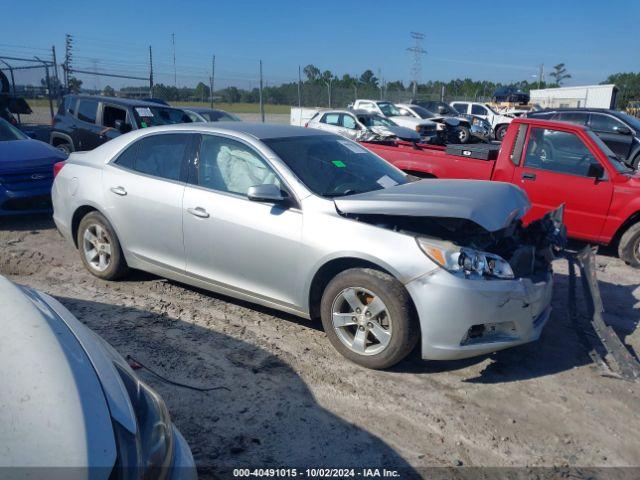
[
  {"xmin": 320, "ymin": 268, "xmax": 419, "ymax": 369},
  {"xmin": 494, "ymin": 124, "xmax": 508, "ymax": 141},
  {"xmin": 456, "ymin": 125, "xmax": 471, "ymax": 144},
  {"xmin": 618, "ymin": 222, "xmax": 640, "ymax": 268},
  {"xmin": 77, "ymin": 211, "xmax": 129, "ymax": 280}
]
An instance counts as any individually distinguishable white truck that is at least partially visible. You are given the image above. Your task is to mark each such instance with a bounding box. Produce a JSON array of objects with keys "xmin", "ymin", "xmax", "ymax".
[{"xmin": 449, "ymin": 101, "xmax": 514, "ymax": 141}]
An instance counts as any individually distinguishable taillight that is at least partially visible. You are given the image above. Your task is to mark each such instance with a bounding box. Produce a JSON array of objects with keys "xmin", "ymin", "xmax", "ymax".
[{"xmin": 53, "ymin": 161, "xmax": 66, "ymax": 178}]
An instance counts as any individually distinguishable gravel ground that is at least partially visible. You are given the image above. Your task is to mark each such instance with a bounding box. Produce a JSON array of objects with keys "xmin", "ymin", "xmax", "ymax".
[{"xmin": 1, "ymin": 215, "xmax": 639, "ymax": 478}]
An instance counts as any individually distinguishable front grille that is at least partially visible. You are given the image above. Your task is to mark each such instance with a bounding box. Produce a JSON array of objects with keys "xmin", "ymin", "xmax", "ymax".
[
  {"xmin": 418, "ymin": 125, "xmax": 437, "ymax": 136},
  {"xmin": 1, "ymin": 194, "xmax": 52, "ymax": 212},
  {"xmin": 0, "ymin": 167, "xmax": 53, "ymax": 192}
]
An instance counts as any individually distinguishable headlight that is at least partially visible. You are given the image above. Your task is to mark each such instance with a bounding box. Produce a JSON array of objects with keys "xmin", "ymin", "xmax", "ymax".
[
  {"xmin": 414, "ymin": 125, "xmax": 421, "ymax": 132},
  {"xmin": 112, "ymin": 365, "xmax": 174, "ymax": 479},
  {"xmin": 417, "ymin": 238, "xmax": 514, "ymax": 279}
]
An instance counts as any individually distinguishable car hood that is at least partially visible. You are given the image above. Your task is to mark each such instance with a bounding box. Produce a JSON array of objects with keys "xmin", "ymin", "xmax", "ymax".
[
  {"xmin": 370, "ymin": 125, "xmax": 420, "ymax": 141},
  {"xmin": 0, "ymin": 277, "xmax": 116, "ymax": 472},
  {"xmin": 0, "ymin": 139, "xmax": 67, "ymax": 172},
  {"xmin": 334, "ymin": 179, "xmax": 531, "ymax": 232},
  {"xmin": 389, "ymin": 116, "xmax": 436, "ymax": 127}
]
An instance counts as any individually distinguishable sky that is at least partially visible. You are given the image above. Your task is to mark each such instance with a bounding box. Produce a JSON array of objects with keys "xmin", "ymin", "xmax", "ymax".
[{"xmin": 2, "ymin": 0, "xmax": 639, "ymax": 90}]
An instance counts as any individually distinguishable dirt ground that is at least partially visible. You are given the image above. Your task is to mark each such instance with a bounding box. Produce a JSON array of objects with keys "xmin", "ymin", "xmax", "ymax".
[{"xmin": 1, "ymin": 215, "xmax": 639, "ymax": 477}]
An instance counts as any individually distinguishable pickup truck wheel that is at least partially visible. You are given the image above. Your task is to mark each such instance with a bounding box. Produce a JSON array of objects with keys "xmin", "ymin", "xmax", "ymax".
[
  {"xmin": 77, "ymin": 211, "xmax": 129, "ymax": 280},
  {"xmin": 494, "ymin": 125, "xmax": 508, "ymax": 141},
  {"xmin": 320, "ymin": 268, "xmax": 419, "ymax": 369},
  {"xmin": 618, "ymin": 222, "xmax": 640, "ymax": 268},
  {"xmin": 457, "ymin": 126, "xmax": 471, "ymax": 144},
  {"xmin": 56, "ymin": 142, "xmax": 72, "ymax": 155}
]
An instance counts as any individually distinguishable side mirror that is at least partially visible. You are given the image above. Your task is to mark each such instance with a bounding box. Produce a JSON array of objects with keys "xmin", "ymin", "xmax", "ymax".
[
  {"xmin": 247, "ymin": 184, "xmax": 289, "ymax": 203},
  {"xmin": 613, "ymin": 125, "xmax": 631, "ymax": 135},
  {"xmin": 114, "ymin": 119, "xmax": 132, "ymax": 133},
  {"xmin": 587, "ymin": 163, "xmax": 605, "ymax": 179},
  {"xmin": 437, "ymin": 106, "xmax": 446, "ymax": 114}
]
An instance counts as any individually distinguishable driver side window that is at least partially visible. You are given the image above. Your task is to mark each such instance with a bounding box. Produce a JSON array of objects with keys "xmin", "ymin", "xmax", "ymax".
[
  {"xmin": 195, "ymin": 135, "xmax": 281, "ymax": 196},
  {"xmin": 523, "ymin": 128, "xmax": 598, "ymax": 177}
]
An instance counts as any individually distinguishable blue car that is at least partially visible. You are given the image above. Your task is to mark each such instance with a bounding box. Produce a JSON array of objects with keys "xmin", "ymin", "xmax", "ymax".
[{"xmin": 0, "ymin": 118, "xmax": 67, "ymax": 216}]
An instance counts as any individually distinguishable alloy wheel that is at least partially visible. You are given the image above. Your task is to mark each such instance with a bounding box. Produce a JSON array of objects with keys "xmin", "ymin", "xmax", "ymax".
[
  {"xmin": 83, "ymin": 224, "xmax": 112, "ymax": 272},
  {"xmin": 331, "ymin": 287, "xmax": 392, "ymax": 356}
]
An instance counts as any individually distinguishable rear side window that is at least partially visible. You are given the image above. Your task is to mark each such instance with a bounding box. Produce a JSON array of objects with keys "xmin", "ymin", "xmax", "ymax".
[
  {"xmin": 452, "ymin": 103, "xmax": 467, "ymax": 114},
  {"xmin": 471, "ymin": 104, "xmax": 488, "ymax": 116},
  {"xmin": 321, "ymin": 113, "xmax": 341, "ymax": 126},
  {"xmin": 77, "ymin": 99, "xmax": 98, "ymax": 124},
  {"xmin": 556, "ymin": 112, "xmax": 588, "ymax": 126},
  {"xmin": 114, "ymin": 134, "xmax": 191, "ymax": 181}
]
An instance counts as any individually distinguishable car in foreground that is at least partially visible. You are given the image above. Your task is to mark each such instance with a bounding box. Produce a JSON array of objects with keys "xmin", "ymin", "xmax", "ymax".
[
  {"xmin": 0, "ymin": 275, "xmax": 196, "ymax": 478},
  {"xmin": 306, "ymin": 109, "xmax": 421, "ymax": 142},
  {"xmin": 0, "ymin": 118, "xmax": 67, "ymax": 216},
  {"xmin": 50, "ymin": 94, "xmax": 193, "ymax": 154},
  {"xmin": 53, "ymin": 123, "xmax": 561, "ymax": 369},
  {"xmin": 183, "ymin": 106, "xmax": 241, "ymax": 123},
  {"xmin": 525, "ymin": 108, "xmax": 640, "ymax": 169}
]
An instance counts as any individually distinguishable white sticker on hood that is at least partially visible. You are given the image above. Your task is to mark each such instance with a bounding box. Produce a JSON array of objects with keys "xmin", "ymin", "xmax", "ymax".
[
  {"xmin": 135, "ymin": 107, "xmax": 154, "ymax": 117},
  {"xmin": 377, "ymin": 175, "xmax": 398, "ymax": 188},
  {"xmin": 338, "ymin": 139, "xmax": 367, "ymax": 153}
]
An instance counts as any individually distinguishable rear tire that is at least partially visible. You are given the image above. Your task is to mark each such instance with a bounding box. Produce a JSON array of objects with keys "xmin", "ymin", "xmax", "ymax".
[
  {"xmin": 320, "ymin": 268, "xmax": 419, "ymax": 369},
  {"xmin": 77, "ymin": 211, "xmax": 129, "ymax": 280},
  {"xmin": 618, "ymin": 222, "xmax": 640, "ymax": 268}
]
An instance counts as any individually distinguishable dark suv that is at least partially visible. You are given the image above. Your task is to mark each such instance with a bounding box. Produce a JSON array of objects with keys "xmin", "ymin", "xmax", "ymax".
[
  {"xmin": 50, "ymin": 95, "xmax": 193, "ymax": 153},
  {"xmin": 526, "ymin": 108, "xmax": 640, "ymax": 168}
]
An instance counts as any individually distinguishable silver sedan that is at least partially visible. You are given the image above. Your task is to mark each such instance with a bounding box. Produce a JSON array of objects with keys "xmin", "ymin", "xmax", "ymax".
[{"xmin": 52, "ymin": 123, "xmax": 560, "ymax": 369}]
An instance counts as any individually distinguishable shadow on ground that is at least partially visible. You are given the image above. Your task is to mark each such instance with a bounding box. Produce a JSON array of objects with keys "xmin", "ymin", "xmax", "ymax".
[{"xmin": 54, "ymin": 296, "xmax": 419, "ymax": 478}]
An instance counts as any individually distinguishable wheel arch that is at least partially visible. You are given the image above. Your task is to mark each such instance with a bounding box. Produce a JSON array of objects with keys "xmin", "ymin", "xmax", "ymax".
[
  {"xmin": 50, "ymin": 132, "xmax": 74, "ymax": 150},
  {"xmin": 307, "ymin": 256, "xmax": 410, "ymax": 321},
  {"xmin": 611, "ymin": 210, "xmax": 640, "ymax": 248}
]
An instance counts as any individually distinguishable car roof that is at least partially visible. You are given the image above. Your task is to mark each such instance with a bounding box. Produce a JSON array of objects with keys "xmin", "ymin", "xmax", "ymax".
[
  {"xmin": 65, "ymin": 94, "xmax": 185, "ymax": 109},
  {"xmin": 131, "ymin": 122, "xmax": 333, "ymax": 140},
  {"xmin": 185, "ymin": 107, "xmax": 229, "ymax": 114},
  {"xmin": 531, "ymin": 107, "xmax": 621, "ymax": 115}
]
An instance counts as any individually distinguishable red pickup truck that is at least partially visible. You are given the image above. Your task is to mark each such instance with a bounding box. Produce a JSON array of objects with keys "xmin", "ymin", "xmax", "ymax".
[{"xmin": 361, "ymin": 118, "xmax": 640, "ymax": 267}]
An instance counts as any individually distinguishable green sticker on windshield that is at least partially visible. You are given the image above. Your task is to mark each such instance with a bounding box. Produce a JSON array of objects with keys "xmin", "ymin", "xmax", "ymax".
[
  {"xmin": 141, "ymin": 121, "xmax": 148, "ymax": 128},
  {"xmin": 332, "ymin": 160, "xmax": 346, "ymax": 168}
]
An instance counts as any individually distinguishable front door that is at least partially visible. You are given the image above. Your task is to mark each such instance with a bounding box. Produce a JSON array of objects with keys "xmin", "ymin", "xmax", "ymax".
[
  {"xmin": 74, "ymin": 98, "xmax": 104, "ymax": 150},
  {"xmin": 101, "ymin": 132, "xmax": 192, "ymax": 271},
  {"xmin": 512, "ymin": 126, "xmax": 613, "ymax": 242},
  {"xmin": 182, "ymin": 134, "xmax": 303, "ymax": 308}
]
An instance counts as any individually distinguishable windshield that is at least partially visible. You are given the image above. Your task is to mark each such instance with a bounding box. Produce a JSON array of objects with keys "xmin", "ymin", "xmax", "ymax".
[
  {"xmin": 133, "ymin": 106, "xmax": 193, "ymax": 127},
  {"xmin": 377, "ymin": 102, "xmax": 402, "ymax": 117},
  {"xmin": 203, "ymin": 110, "xmax": 241, "ymax": 122},
  {"xmin": 263, "ymin": 135, "xmax": 408, "ymax": 197},
  {"xmin": 586, "ymin": 130, "xmax": 633, "ymax": 174},
  {"xmin": 615, "ymin": 112, "xmax": 640, "ymax": 132},
  {"xmin": 0, "ymin": 118, "xmax": 28, "ymax": 141},
  {"xmin": 408, "ymin": 105, "xmax": 435, "ymax": 119},
  {"xmin": 358, "ymin": 115, "xmax": 397, "ymax": 127}
]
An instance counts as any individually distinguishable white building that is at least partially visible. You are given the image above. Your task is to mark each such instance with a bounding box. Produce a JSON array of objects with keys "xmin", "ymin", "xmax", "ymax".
[{"xmin": 529, "ymin": 84, "xmax": 618, "ymax": 109}]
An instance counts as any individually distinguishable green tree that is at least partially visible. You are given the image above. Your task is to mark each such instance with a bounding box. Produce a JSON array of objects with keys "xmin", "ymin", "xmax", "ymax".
[
  {"xmin": 550, "ymin": 63, "xmax": 571, "ymax": 86},
  {"xmin": 102, "ymin": 85, "xmax": 115, "ymax": 96},
  {"xmin": 194, "ymin": 82, "xmax": 211, "ymax": 102},
  {"xmin": 601, "ymin": 72, "xmax": 640, "ymax": 109},
  {"xmin": 303, "ymin": 64, "xmax": 320, "ymax": 82},
  {"xmin": 359, "ymin": 69, "xmax": 378, "ymax": 87},
  {"xmin": 67, "ymin": 76, "xmax": 83, "ymax": 93}
]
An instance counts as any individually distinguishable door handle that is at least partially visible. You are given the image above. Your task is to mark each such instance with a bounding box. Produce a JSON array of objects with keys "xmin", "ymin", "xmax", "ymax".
[
  {"xmin": 110, "ymin": 186, "xmax": 127, "ymax": 196},
  {"xmin": 521, "ymin": 172, "xmax": 536, "ymax": 181},
  {"xmin": 187, "ymin": 207, "xmax": 210, "ymax": 218}
]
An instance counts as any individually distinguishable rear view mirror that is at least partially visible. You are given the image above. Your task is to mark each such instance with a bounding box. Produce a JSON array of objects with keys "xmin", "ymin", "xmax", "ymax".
[
  {"xmin": 587, "ymin": 163, "xmax": 605, "ymax": 179},
  {"xmin": 247, "ymin": 184, "xmax": 289, "ymax": 203},
  {"xmin": 613, "ymin": 125, "xmax": 631, "ymax": 135}
]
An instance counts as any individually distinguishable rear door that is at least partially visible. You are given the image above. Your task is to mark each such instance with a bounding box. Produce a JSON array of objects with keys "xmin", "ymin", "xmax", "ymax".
[
  {"xmin": 588, "ymin": 113, "xmax": 634, "ymax": 160},
  {"xmin": 101, "ymin": 133, "xmax": 193, "ymax": 271},
  {"xmin": 182, "ymin": 133, "xmax": 303, "ymax": 307},
  {"xmin": 74, "ymin": 98, "xmax": 104, "ymax": 150},
  {"xmin": 316, "ymin": 112, "xmax": 346, "ymax": 136},
  {"xmin": 512, "ymin": 126, "xmax": 613, "ymax": 241}
]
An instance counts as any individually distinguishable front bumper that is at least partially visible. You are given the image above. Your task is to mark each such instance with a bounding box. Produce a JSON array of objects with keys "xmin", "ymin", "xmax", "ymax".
[{"xmin": 406, "ymin": 268, "xmax": 553, "ymax": 360}]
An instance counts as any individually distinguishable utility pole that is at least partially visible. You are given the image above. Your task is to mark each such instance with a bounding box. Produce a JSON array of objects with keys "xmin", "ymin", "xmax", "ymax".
[
  {"xmin": 172, "ymin": 33, "xmax": 177, "ymax": 87},
  {"xmin": 297, "ymin": 65, "xmax": 302, "ymax": 108},
  {"xmin": 149, "ymin": 46, "xmax": 154, "ymax": 97},
  {"xmin": 51, "ymin": 45, "xmax": 59, "ymax": 99},
  {"xmin": 406, "ymin": 32, "xmax": 427, "ymax": 99},
  {"xmin": 259, "ymin": 60, "xmax": 265, "ymax": 123},
  {"xmin": 210, "ymin": 54, "xmax": 215, "ymax": 108},
  {"xmin": 64, "ymin": 33, "xmax": 73, "ymax": 91}
]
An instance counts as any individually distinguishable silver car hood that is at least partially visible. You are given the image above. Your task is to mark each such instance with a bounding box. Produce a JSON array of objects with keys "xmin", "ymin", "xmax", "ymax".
[
  {"xmin": 0, "ymin": 277, "xmax": 116, "ymax": 473},
  {"xmin": 370, "ymin": 125, "xmax": 420, "ymax": 140},
  {"xmin": 334, "ymin": 179, "xmax": 530, "ymax": 232}
]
